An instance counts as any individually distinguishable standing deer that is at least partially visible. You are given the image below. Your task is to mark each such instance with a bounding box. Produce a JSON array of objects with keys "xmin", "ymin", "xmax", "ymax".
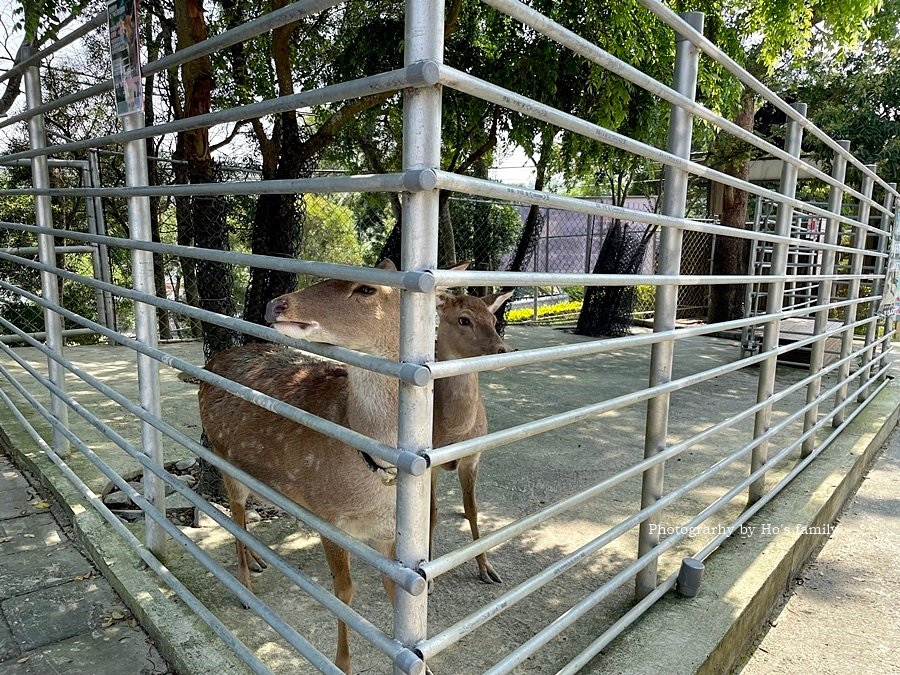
[
  {"xmin": 431, "ymin": 290, "xmax": 512, "ymax": 584},
  {"xmin": 199, "ymin": 261, "xmax": 401, "ymax": 675},
  {"xmin": 198, "ymin": 261, "xmax": 510, "ymax": 673}
]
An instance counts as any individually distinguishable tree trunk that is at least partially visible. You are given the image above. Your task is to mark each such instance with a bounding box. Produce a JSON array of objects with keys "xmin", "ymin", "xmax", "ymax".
[
  {"xmin": 175, "ymin": 0, "xmax": 238, "ymax": 358},
  {"xmin": 438, "ymin": 190, "xmax": 457, "ymax": 267},
  {"xmin": 707, "ymin": 86, "xmax": 757, "ymax": 323}
]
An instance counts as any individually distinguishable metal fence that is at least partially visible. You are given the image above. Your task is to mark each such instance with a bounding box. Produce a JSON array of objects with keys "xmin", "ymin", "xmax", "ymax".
[{"xmin": 0, "ymin": 2, "xmax": 897, "ymax": 674}]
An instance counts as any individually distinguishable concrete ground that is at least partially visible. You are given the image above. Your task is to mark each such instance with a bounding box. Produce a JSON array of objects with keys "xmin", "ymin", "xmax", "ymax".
[
  {"xmin": 737, "ymin": 426, "xmax": 900, "ymax": 675},
  {"xmin": 0, "ymin": 450, "xmax": 170, "ymax": 674},
  {"xmin": 0, "ymin": 325, "xmax": 892, "ymax": 674}
]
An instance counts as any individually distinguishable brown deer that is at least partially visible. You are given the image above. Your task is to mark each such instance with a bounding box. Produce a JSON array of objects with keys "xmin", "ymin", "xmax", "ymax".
[
  {"xmin": 199, "ymin": 261, "xmax": 402, "ymax": 674},
  {"xmin": 197, "ymin": 261, "xmax": 510, "ymax": 673},
  {"xmin": 431, "ymin": 290, "xmax": 512, "ymax": 585}
]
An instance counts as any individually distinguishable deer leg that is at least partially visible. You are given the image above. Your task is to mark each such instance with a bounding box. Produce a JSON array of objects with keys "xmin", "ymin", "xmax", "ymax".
[
  {"xmin": 322, "ymin": 538, "xmax": 354, "ymax": 675},
  {"xmin": 427, "ymin": 470, "xmax": 440, "ymax": 594},
  {"xmin": 458, "ymin": 455, "xmax": 501, "ymax": 583},
  {"xmin": 374, "ymin": 539, "xmax": 396, "ymax": 606},
  {"xmin": 223, "ymin": 477, "xmax": 257, "ymax": 593}
]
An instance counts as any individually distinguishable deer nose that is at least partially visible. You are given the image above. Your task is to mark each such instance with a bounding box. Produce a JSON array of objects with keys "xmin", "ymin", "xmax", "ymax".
[
  {"xmin": 496, "ymin": 344, "xmax": 512, "ymax": 354},
  {"xmin": 265, "ymin": 298, "xmax": 288, "ymax": 323}
]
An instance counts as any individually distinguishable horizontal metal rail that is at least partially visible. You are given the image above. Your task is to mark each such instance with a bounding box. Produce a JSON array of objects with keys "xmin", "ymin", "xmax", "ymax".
[
  {"xmin": 0, "ymin": 385, "xmax": 274, "ymax": 675},
  {"xmin": 422, "ymin": 353, "xmax": 888, "ymax": 661},
  {"xmin": 0, "ymin": 12, "xmax": 106, "ymax": 86},
  {"xmin": 427, "ymin": 294, "xmax": 867, "ymax": 380},
  {"xmin": 0, "ymin": 219, "xmax": 437, "ymax": 293},
  {"xmin": 487, "ymin": 367, "xmax": 889, "ymax": 674},
  {"xmin": 0, "ymin": 63, "xmax": 438, "ymax": 165},
  {"xmin": 436, "ymin": 67, "xmax": 887, "ymax": 238},
  {"xmin": 0, "ymin": 315, "xmax": 425, "ymax": 596},
  {"xmin": 432, "ymin": 172, "xmax": 885, "ymax": 257},
  {"xmin": 427, "ymin": 310, "xmax": 874, "ymax": 469},
  {"xmin": 479, "ymin": 0, "xmax": 890, "ymax": 217},
  {"xmin": 2, "ymin": 245, "xmax": 93, "ymax": 255},
  {"xmin": 0, "ymin": 276, "xmax": 427, "ymax": 478},
  {"xmin": 0, "ymin": 328, "xmax": 96, "ymax": 344},
  {"xmin": 0, "ymin": 359, "xmax": 343, "ymax": 675},
  {"xmin": 0, "ymin": 0, "xmax": 347, "ymax": 132},
  {"xmin": 0, "ymin": 337, "xmax": 417, "ymax": 671},
  {"xmin": 420, "ymin": 333, "xmax": 887, "ymax": 580},
  {"xmin": 636, "ymin": 0, "xmax": 899, "ymax": 202},
  {"xmin": 0, "ymin": 169, "xmax": 437, "ymax": 199},
  {"xmin": 0, "ymin": 246, "xmax": 432, "ymax": 385}
]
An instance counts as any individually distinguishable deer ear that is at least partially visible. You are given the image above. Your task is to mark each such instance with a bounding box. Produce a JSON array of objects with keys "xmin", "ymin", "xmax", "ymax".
[
  {"xmin": 376, "ymin": 259, "xmax": 397, "ymax": 271},
  {"xmin": 435, "ymin": 291, "xmax": 453, "ymax": 309},
  {"xmin": 445, "ymin": 260, "xmax": 470, "ymax": 272},
  {"xmin": 482, "ymin": 290, "xmax": 514, "ymax": 315}
]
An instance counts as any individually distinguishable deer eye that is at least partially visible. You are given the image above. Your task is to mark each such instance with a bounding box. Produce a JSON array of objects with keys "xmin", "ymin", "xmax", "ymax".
[
  {"xmin": 354, "ymin": 285, "xmax": 376, "ymax": 295},
  {"xmin": 458, "ymin": 317, "xmax": 471, "ymax": 326}
]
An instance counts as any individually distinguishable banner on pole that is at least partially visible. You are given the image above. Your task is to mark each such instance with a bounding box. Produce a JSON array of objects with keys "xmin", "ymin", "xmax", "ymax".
[{"xmin": 107, "ymin": 0, "xmax": 143, "ymax": 117}]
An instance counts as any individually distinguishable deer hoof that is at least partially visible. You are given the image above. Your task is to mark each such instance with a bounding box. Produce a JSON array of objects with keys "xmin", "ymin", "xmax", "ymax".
[{"xmin": 479, "ymin": 563, "xmax": 502, "ymax": 584}]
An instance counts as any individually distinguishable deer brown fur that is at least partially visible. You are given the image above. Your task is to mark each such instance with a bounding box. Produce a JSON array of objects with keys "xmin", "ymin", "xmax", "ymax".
[
  {"xmin": 431, "ymin": 290, "xmax": 512, "ymax": 584},
  {"xmin": 197, "ymin": 260, "xmax": 511, "ymax": 673},
  {"xmin": 199, "ymin": 261, "xmax": 401, "ymax": 674}
]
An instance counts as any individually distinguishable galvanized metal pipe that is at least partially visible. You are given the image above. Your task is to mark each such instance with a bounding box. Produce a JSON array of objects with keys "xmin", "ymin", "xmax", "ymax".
[
  {"xmin": 801, "ymin": 141, "xmax": 851, "ymax": 456},
  {"xmin": 0, "ymin": 64, "xmax": 440, "ymax": 165},
  {"xmin": 121, "ymin": 112, "xmax": 166, "ymax": 558},
  {"xmin": 436, "ymin": 67, "xmax": 884, "ymax": 238},
  {"xmin": 420, "ymin": 329, "xmax": 887, "ymax": 582},
  {"xmin": 0, "ymin": 218, "xmax": 437, "ymax": 292},
  {"xmin": 0, "ymin": 248, "xmax": 431, "ymax": 386},
  {"xmin": 479, "ymin": 0, "xmax": 887, "ymax": 218},
  {"xmin": 0, "ymin": 170, "xmax": 435, "ymax": 199},
  {"xmin": 0, "ymin": 312, "xmax": 426, "ymax": 595},
  {"xmin": 832, "ymin": 167, "xmax": 876, "ymax": 424},
  {"xmin": 22, "ymin": 46, "xmax": 69, "ymax": 458},
  {"xmin": 635, "ymin": 0, "xmax": 900, "ymax": 203},
  {"xmin": 429, "ymin": 172, "xmax": 883, "ymax": 259},
  {"xmin": 87, "ymin": 149, "xmax": 116, "ymax": 330},
  {"xmin": 636, "ymin": 11, "xmax": 703, "ymax": 601},
  {"xmin": 0, "ymin": 385, "xmax": 274, "ymax": 675},
  {"xmin": 392, "ymin": 2, "xmax": 445, "ymax": 673},
  {"xmin": 749, "ymin": 103, "xmax": 806, "ymax": 503}
]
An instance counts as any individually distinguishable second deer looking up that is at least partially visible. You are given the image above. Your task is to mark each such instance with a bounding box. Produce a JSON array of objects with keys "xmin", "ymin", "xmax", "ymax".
[{"xmin": 197, "ymin": 261, "xmax": 510, "ymax": 674}]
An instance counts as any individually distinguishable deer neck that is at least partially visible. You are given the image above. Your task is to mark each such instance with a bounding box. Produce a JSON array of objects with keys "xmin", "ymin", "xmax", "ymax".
[
  {"xmin": 434, "ymin": 341, "xmax": 483, "ymax": 437},
  {"xmin": 345, "ymin": 357, "xmax": 399, "ymax": 448}
]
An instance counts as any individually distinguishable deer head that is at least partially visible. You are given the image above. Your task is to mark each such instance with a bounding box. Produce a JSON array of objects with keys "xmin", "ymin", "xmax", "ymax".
[
  {"xmin": 435, "ymin": 290, "xmax": 513, "ymax": 361},
  {"xmin": 264, "ymin": 259, "xmax": 401, "ymax": 359}
]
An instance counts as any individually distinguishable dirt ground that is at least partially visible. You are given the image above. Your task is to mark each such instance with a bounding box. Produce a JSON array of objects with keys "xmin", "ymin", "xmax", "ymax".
[{"xmin": 0, "ymin": 325, "xmax": 850, "ymax": 673}]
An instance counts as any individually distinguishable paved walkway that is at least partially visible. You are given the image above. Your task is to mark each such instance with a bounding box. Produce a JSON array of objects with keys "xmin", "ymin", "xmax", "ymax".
[
  {"xmin": 0, "ymin": 450, "xmax": 171, "ymax": 674},
  {"xmin": 739, "ymin": 427, "xmax": 900, "ymax": 675}
]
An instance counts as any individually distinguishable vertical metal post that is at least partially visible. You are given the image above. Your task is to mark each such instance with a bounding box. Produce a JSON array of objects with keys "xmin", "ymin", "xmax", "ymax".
[
  {"xmin": 532, "ymin": 240, "xmax": 539, "ymax": 325},
  {"xmin": 82, "ymin": 165, "xmax": 109, "ymax": 330},
  {"xmin": 585, "ymin": 214, "xmax": 594, "ymax": 273},
  {"xmin": 395, "ymin": 2, "xmax": 442, "ymax": 672},
  {"xmin": 748, "ymin": 102, "xmax": 807, "ymax": 503},
  {"xmin": 832, "ymin": 166, "xmax": 875, "ymax": 422},
  {"xmin": 544, "ymin": 207, "xmax": 550, "ymax": 272},
  {"xmin": 22, "ymin": 47, "xmax": 69, "ymax": 458},
  {"xmin": 87, "ymin": 149, "xmax": 116, "ymax": 331},
  {"xmin": 801, "ymin": 141, "xmax": 851, "ymax": 457},
  {"xmin": 635, "ymin": 12, "xmax": 703, "ymax": 601},
  {"xmin": 879, "ymin": 198, "xmax": 899, "ymax": 381},
  {"xmin": 122, "ymin": 112, "xmax": 166, "ymax": 558},
  {"xmin": 858, "ymin": 186, "xmax": 895, "ymax": 400}
]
